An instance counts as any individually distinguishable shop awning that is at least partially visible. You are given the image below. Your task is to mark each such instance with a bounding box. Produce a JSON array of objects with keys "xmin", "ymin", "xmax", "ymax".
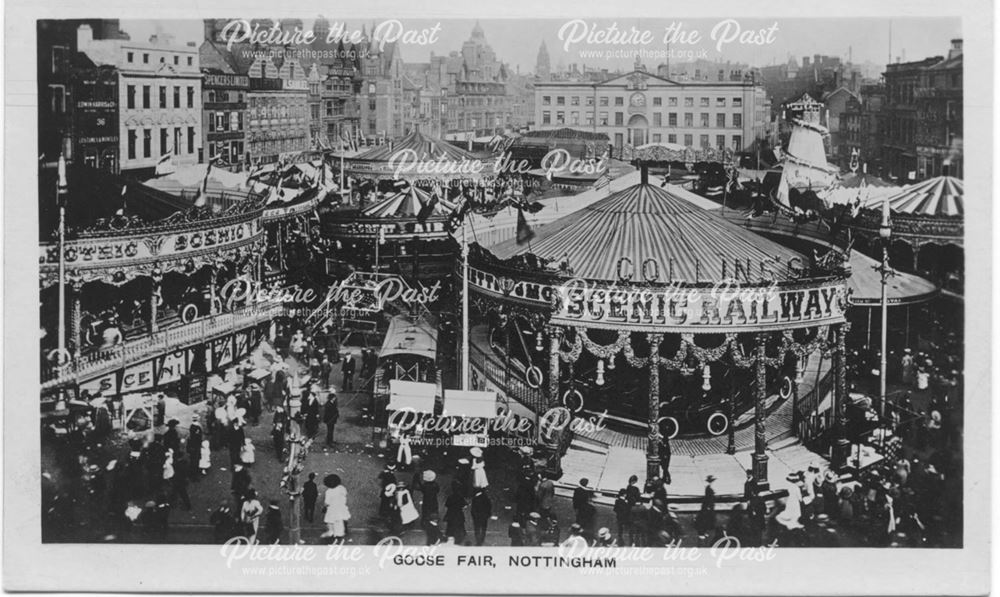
[
  {"xmin": 388, "ymin": 380, "xmax": 437, "ymax": 413},
  {"xmin": 443, "ymin": 389, "xmax": 498, "ymax": 419}
]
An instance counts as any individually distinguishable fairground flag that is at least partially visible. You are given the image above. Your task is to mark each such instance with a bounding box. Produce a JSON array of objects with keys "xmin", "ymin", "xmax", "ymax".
[{"xmin": 515, "ymin": 206, "xmax": 535, "ymax": 245}]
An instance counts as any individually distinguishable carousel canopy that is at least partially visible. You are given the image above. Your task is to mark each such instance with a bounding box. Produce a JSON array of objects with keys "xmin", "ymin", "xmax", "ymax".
[
  {"xmin": 351, "ymin": 130, "xmax": 483, "ymax": 163},
  {"xmin": 847, "ymin": 250, "xmax": 939, "ymax": 306},
  {"xmin": 869, "ymin": 176, "xmax": 963, "ymax": 217},
  {"xmin": 361, "ymin": 185, "xmax": 456, "ymax": 220},
  {"xmin": 488, "ymin": 179, "xmax": 807, "ymax": 284}
]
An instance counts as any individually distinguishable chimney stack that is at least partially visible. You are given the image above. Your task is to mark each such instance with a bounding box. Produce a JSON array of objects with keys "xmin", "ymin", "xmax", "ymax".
[{"xmin": 949, "ymin": 39, "xmax": 963, "ymax": 59}]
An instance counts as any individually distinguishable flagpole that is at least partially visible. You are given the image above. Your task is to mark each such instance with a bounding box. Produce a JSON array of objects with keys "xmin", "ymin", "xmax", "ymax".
[
  {"xmin": 461, "ymin": 222, "xmax": 470, "ymax": 391},
  {"xmin": 56, "ymin": 154, "xmax": 68, "ymax": 367}
]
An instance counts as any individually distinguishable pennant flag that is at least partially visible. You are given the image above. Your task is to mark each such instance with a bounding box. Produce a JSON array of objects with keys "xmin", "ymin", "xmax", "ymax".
[
  {"xmin": 193, "ymin": 157, "xmax": 216, "ymax": 208},
  {"xmin": 515, "ymin": 206, "xmax": 535, "ymax": 245}
]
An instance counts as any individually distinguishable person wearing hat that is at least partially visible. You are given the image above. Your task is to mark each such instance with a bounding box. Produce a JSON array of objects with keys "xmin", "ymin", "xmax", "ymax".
[
  {"xmin": 455, "ymin": 457, "xmax": 473, "ymax": 499},
  {"xmin": 523, "ymin": 512, "xmax": 542, "ymax": 546},
  {"xmin": 573, "ymin": 479, "xmax": 597, "ymax": 542},
  {"xmin": 303, "ymin": 472, "xmax": 319, "ymax": 523},
  {"xmin": 210, "ymin": 499, "xmax": 237, "ymax": 544},
  {"xmin": 508, "ymin": 520, "xmax": 524, "ymax": 546},
  {"xmin": 377, "ymin": 463, "xmax": 398, "ymax": 520},
  {"xmin": 323, "ymin": 392, "xmax": 340, "ymax": 447},
  {"xmin": 163, "ymin": 419, "xmax": 182, "ymax": 455},
  {"xmin": 419, "ymin": 470, "xmax": 440, "ymax": 539},
  {"xmin": 341, "ymin": 351, "xmax": 356, "ymax": 392},
  {"xmin": 186, "ymin": 415, "xmax": 203, "ymax": 480},
  {"xmin": 263, "ymin": 500, "xmax": 283, "ymax": 544},
  {"xmin": 470, "ymin": 488, "xmax": 492, "ymax": 546},
  {"xmin": 470, "ymin": 446, "xmax": 489, "ymax": 489},
  {"xmin": 322, "ymin": 474, "xmax": 351, "ymax": 544},
  {"xmin": 595, "ymin": 527, "xmax": 615, "ymax": 547},
  {"xmin": 901, "ymin": 348, "xmax": 916, "ymax": 386},
  {"xmin": 694, "ymin": 475, "xmax": 717, "ymax": 538},
  {"xmin": 240, "ymin": 489, "xmax": 264, "ymax": 543},
  {"xmin": 444, "ymin": 481, "xmax": 468, "ymax": 545},
  {"xmin": 231, "ymin": 462, "xmax": 252, "ymax": 506}
]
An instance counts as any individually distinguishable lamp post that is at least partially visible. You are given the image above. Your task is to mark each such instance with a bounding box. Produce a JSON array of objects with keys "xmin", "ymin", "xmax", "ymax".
[
  {"xmin": 56, "ymin": 154, "xmax": 69, "ymax": 367},
  {"xmin": 461, "ymin": 223, "xmax": 470, "ymax": 391},
  {"xmin": 876, "ymin": 194, "xmax": 893, "ymax": 419}
]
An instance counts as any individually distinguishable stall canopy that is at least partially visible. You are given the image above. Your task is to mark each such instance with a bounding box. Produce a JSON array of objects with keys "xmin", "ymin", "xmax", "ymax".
[
  {"xmin": 344, "ymin": 130, "xmax": 494, "ymax": 180},
  {"xmin": 388, "ymin": 380, "xmax": 437, "ymax": 413},
  {"xmin": 846, "ymin": 250, "xmax": 939, "ymax": 306},
  {"xmin": 443, "ymin": 389, "xmax": 498, "ymax": 419}
]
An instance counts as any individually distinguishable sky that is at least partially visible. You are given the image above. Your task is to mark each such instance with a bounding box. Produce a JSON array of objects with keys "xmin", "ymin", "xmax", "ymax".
[{"xmin": 121, "ymin": 17, "xmax": 962, "ymax": 75}]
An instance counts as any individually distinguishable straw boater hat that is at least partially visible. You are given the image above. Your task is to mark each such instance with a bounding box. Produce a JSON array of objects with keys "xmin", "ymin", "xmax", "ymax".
[
  {"xmin": 386, "ymin": 462, "xmax": 397, "ymax": 471},
  {"xmin": 384, "ymin": 483, "xmax": 397, "ymax": 497},
  {"xmin": 422, "ymin": 470, "xmax": 437, "ymax": 483},
  {"xmin": 705, "ymin": 475, "xmax": 716, "ymax": 483},
  {"xmin": 598, "ymin": 528, "xmax": 611, "ymax": 540},
  {"xmin": 457, "ymin": 458, "xmax": 470, "ymax": 465},
  {"xmin": 469, "ymin": 447, "xmax": 483, "ymax": 457}
]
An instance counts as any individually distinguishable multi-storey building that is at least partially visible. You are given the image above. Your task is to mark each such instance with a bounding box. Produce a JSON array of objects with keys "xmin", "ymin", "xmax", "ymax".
[
  {"xmin": 246, "ymin": 57, "xmax": 310, "ymax": 164},
  {"xmin": 533, "ymin": 67, "xmax": 769, "ymax": 153},
  {"xmin": 37, "ymin": 19, "xmax": 125, "ymax": 173},
  {"xmin": 841, "ymin": 83, "xmax": 885, "ymax": 173},
  {"xmin": 78, "ymin": 25, "xmax": 202, "ymax": 176},
  {"xmin": 199, "ymin": 69, "xmax": 248, "ymax": 167},
  {"xmin": 880, "ymin": 39, "xmax": 963, "ymax": 181},
  {"xmin": 822, "ymin": 86, "xmax": 861, "ymax": 168}
]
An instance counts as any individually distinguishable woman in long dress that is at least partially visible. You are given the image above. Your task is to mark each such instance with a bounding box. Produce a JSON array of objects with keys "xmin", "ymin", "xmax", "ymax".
[
  {"xmin": 322, "ymin": 474, "xmax": 351, "ymax": 544},
  {"xmin": 241, "ymin": 489, "xmax": 264, "ymax": 543}
]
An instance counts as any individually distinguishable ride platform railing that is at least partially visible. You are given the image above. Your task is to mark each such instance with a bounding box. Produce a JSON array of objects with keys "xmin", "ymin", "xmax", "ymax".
[{"xmin": 41, "ymin": 303, "xmax": 286, "ymax": 391}]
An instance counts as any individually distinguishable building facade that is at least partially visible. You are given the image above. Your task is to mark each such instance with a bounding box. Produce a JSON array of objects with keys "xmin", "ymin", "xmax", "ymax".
[
  {"xmin": 841, "ymin": 83, "xmax": 885, "ymax": 173},
  {"xmin": 880, "ymin": 40, "xmax": 963, "ymax": 182},
  {"xmin": 533, "ymin": 68, "xmax": 769, "ymax": 153},
  {"xmin": 201, "ymin": 71, "xmax": 248, "ymax": 166},
  {"xmin": 78, "ymin": 26, "xmax": 202, "ymax": 176},
  {"xmin": 246, "ymin": 57, "xmax": 310, "ymax": 164}
]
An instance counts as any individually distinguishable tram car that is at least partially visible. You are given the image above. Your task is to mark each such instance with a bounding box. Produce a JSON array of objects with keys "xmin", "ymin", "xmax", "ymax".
[{"xmin": 371, "ymin": 314, "xmax": 442, "ymax": 443}]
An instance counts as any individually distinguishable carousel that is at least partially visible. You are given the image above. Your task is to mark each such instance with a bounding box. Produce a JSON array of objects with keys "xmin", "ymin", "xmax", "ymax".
[
  {"xmin": 464, "ymin": 160, "xmax": 855, "ymax": 485},
  {"xmin": 851, "ymin": 175, "xmax": 964, "ymax": 294}
]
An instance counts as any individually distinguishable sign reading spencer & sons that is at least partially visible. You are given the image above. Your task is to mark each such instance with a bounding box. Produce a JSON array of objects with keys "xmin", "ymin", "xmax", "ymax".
[{"xmin": 203, "ymin": 74, "xmax": 250, "ymax": 89}]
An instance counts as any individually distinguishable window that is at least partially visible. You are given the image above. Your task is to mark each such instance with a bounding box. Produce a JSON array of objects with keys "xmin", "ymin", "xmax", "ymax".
[
  {"xmin": 174, "ymin": 86, "xmax": 180, "ymax": 108},
  {"xmin": 614, "ymin": 133, "xmax": 623, "ymax": 147},
  {"xmin": 142, "ymin": 85, "xmax": 150, "ymax": 109},
  {"xmin": 684, "ymin": 113, "xmax": 693, "ymax": 127},
  {"xmin": 599, "ymin": 97, "xmax": 609, "ymax": 107},
  {"xmin": 187, "ymin": 57, "xmax": 193, "ymax": 67},
  {"xmin": 585, "ymin": 96, "xmax": 594, "ymax": 106},
  {"xmin": 160, "ymin": 56, "xmax": 165, "ymax": 63},
  {"xmin": 570, "ymin": 111, "xmax": 579, "ymax": 125},
  {"xmin": 668, "ymin": 113, "xmax": 677, "ymax": 127},
  {"xmin": 542, "ymin": 95, "xmax": 551, "ymax": 105},
  {"xmin": 571, "ymin": 96, "xmax": 579, "ymax": 106},
  {"xmin": 614, "ymin": 112, "xmax": 623, "ymax": 126},
  {"xmin": 230, "ymin": 111, "xmax": 239, "ymax": 132},
  {"xmin": 127, "ymin": 85, "xmax": 136, "ymax": 109},
  {"xmin": 143, "ymin": 53, "xmax": 149, "ymax": 64},
  {"xmin": 542, "ymin": 111, "xmax": 551, "ymax": 125},
  {"xmin": 732, "ymin": 113, "xmax": 742, "ymax": 127},
  {"xmin": 187, "ymin": 87, "xmax": 194, "ymax": 108},
  {"xmin": 174, "ymin": 127, "xmax": 181, "ymax": 152},
  {"xmin": 733, "ymin": 135, "xmax": 742, "ymax": 151},
  {"xmin": 683, "ymin": 134, "xmax": 693, "ymax": 146},
  {"xmin": 700, "ymin": 97, "xmax": 709, "ymax": 107},
  {"xmin": 669, "ymin": 97, "xmax": 678, "ymax": 107},
  {"xmin": 668, "ymin": 133, "xmax": 677, "ymax": 144},
  {"xmin": 127, "ymin": 129, "xmax": 137, "ymax": 159},
  {"xmin": 585, "ymin": 113, "xmax": 594, "ymax": 125},
  {"xmin": 652, "ymin": 133, "xmax": 661, "ymax": 142},
  {"xmin": 187, "ymin": 127, "xmax": 195, "ymax": 153},
  {"xmin": 653, "ymin": 97, "xmax": 662, "ymax": 106},
  {"xmin": 143, "ymin": 128, "xmax": 151, "ymax": 157},
  {"xmin": 208, "ymin": 112, "xmax": 215, "ymax": 132},
  {"xmin": 684, "ymin": 97, "xmax": 693, "ymax": 107},
  {"xmin": 716, "ymin": 135, "xmax": 725, "ymax": 149},
  {"xmin": 716, "ymin": 97, "xmax": 726, "ymax": 107},
  {"xmin": 159, "ymin": 86, "xmax": 167, "ymax": 108},
  {"xmin": 732, "ymin": 97, "xmax": 742, "ymax": 107},
  {"xmin": 369, "ymin": 99, "xmax": 376, "ymax": 111},
  {"xmin": 717, "ymin": 113, "xmax": 726, "ymax": 128},
  {"xmin": 556, "ymin": 96, "xmax": 565, "ymax": 106},
  {"xmin": 127, "ymin": 52, "xmax": 134, "ymax": 63},
  {"xmin": 174, "ymin": 56, "xmax": 179, "ymax": 65},
  {"xmin": 700, "ymin": 113, "xmax": 709, "ymax": 127},
  {"xmin": 653, "ymin": 113, "xmax": 662, "ymax": 126},
  {"xmin": 556, "ymin": 111, "xmax": 565, "ymax": 125},
  {"xmin": 614, "ymin": 96, "xmax": 624, "ymax": 106},
  {"xmin": 599, "ymin": 111, "xmax": 609, "ymax": 125},
  {"xmin": 160, "ymin": 128, "xmax": 168, "ymax": 155},
  {"xmin": 700, "ymin": 134, "xmax": 709, "ymax": 148}
]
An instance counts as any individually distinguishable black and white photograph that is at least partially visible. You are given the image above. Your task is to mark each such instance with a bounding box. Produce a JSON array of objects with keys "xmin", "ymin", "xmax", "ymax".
[{"xmin": 3, "ymin": 0, "xmax": 993, "ymax": 594}]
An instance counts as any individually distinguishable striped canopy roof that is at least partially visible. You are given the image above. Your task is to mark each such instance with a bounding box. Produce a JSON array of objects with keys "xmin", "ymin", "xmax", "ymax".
[
  {"xmin": 351, "ymin": 130, "xmax": 482, "ymax": 163},
  {"xmin": 872, "ymin": 176, "xmax": 964, "ymax": 217},
  {"xmin": 488, "ymin": 182, "xmax": 807, "ymax": 284},
  {"xmin": 361, "ymin": 185, "xmax": 456, "ymax": 220},
  {"xmin": 847, "ymin": 250, "xmax": 938, "ymax": 307}
]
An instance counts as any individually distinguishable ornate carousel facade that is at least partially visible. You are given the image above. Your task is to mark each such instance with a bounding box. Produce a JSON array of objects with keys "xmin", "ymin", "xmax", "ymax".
[{"xmin": 464, "ymin": 164, "xmax": 854, "ymax": 486}]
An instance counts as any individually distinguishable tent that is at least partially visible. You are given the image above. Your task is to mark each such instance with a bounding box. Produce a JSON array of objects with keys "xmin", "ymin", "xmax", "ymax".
[
  {"xmin": 387, "ymin": 379, "xmax": 437, "ymax": 413},
  {"xmin": 443, "ymin": 389, "xmax": 498, "ymax": 419}
]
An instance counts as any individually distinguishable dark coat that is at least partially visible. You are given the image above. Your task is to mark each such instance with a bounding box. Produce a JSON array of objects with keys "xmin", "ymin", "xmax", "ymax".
[
  {"xmin": 323, "ymin": 401, "xmax": 340, "ymax": 425},
  {"xmin": 303, "ymin": 480, "xmax": 318, "ymax": 506},
  {"xmin": 471, "ymin": 492, "xmax": 492, "ymax": 524},
  {"xmin": 341, "ymin": 356, "xmax": 356, "ymax": 376},
  {"xmin": 421, "ymin": 481, "xmax": 440, "ymax": 517}
]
